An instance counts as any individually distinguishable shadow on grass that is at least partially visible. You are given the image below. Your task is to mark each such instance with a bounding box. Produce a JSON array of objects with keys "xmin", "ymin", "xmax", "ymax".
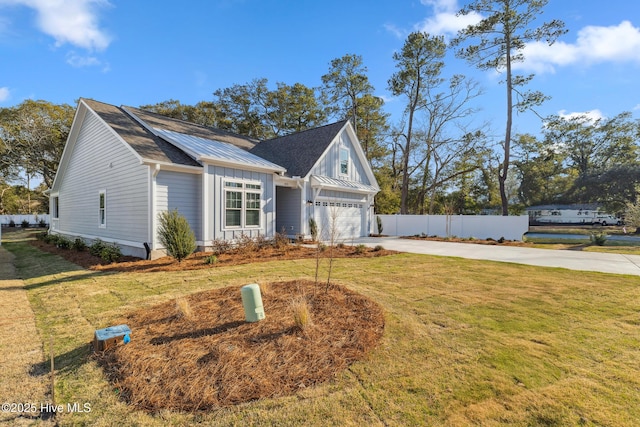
[{"xmin": 30, "ymin": 343, "xmax": 91, "ymax": 378}]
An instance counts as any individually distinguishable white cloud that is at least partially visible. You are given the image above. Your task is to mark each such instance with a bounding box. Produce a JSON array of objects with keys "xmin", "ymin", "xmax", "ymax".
[
  {"xmin": 634, "ymin": 104, "xmax": 640, "ymax": 111},
  {"xmin": 558, "ymin": 109, "xmax": 605, "ymax": 123},
  {"xmin": 416, "ymin": 0, "xmax": 481, "ymax": 36},
  {"xmin": 0, "ymin": 0, "xmax": 112, "ymax": 51},
  {"xmin": 518, "ymin": 21, "xmax": 640, "ymax": 73},
  {"xmin": 0, "ymin": 86, "xmax": 9, "ymax": 102}
]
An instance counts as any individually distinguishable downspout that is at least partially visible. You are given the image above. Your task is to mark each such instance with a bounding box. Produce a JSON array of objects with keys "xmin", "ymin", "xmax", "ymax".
[{"xmin": 147, "ymin": 163, "xmax": 161, "ymax": 259}]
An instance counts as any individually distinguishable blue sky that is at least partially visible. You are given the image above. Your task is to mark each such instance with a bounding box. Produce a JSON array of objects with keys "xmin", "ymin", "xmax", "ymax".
[{"xmin": 1, "ymin": 0, "xmax": 640, "ymax": 139}]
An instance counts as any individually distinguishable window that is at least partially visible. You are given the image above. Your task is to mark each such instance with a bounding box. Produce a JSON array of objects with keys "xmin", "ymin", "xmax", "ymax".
[
  {"xmin": 225, "ymin": 191, "xmax": 242, "ymax": 227},
  {"xmin": 99, "ymin": 190, "xmax": 106, "ymax": 227},
  {"xmin": 52, "ymin": 196, "xmax": 59, "ymax": 219},
  {"xmin": 224, "ymin": 181, "xmax": 262, "ymax": 228},
  {"xmin": 340, "ymin": 147, "xmax": 349, "ymax": 175}
]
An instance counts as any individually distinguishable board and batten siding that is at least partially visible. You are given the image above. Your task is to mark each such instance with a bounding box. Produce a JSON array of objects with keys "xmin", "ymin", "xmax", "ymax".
[
  {"xmin": 155, "ymin": 170, "xmax": 202, "ymax": 239},
  {"xmin": 275, "ymin": 187, "xmax": 302, "ymax": 235},
  {"xmin": 207, "ymin": 165, "xmax": 276, "ymax": 241},
  {"xmin": 309, "ymin": 131, "xmax": 370, "ymax": 184},
  {"xmin": 54, "ymin": 110, "xmax": 149, "ymax": 254}
]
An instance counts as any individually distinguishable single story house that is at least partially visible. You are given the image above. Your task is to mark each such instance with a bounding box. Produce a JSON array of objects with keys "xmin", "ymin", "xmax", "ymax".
[{"xmin": 49, "ymin": 98, "xmax": 379, "ymax": 259}]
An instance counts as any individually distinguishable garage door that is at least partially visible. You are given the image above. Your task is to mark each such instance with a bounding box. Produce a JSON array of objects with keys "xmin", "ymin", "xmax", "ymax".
[{"xmin": 315, "ymin": 201, "xmax": 363, "ymax": 241}]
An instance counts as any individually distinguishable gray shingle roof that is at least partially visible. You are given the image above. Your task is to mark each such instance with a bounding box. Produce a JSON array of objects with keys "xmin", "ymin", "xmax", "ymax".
[
  {"xmin": 83, "ymin": 98, "xmax": 200, "ymax": 167},
  {"xmin": 249, "ymin": 120, "xmax": 348, "ymax": 178},
  {"xmin": 124, "ymin": 106, "xmax": 259, "ymax": 151}
]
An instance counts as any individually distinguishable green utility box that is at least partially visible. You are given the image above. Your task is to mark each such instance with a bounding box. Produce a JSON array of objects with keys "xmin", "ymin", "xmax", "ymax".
[{"xmin": 241, "ymin": 284, "xmax": 265, "ymax": 322}]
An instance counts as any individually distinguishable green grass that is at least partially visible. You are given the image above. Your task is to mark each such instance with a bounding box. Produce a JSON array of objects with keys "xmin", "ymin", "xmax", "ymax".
[{"xmin": 4, "ymin": 236, "xmax": 640, "ymax": 426}]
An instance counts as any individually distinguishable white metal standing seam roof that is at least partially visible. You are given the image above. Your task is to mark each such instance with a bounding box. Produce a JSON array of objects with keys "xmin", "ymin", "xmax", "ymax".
[
  {"xmin": 154, "ymin": 128, "xmax": 287, "ymax": 173},
  {"xmin": 310, "ymin": 175, "xmax": 379, "ymax": 193}
]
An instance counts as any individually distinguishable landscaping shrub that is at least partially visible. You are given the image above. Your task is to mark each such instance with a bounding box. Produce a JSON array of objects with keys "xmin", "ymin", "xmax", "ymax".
[
  {"xmin": 21, "ymin": 219, "xmax": 30, "ymax": 228},
  {"xmin": 373, "ymin": 245, "xmax": 384, "ymax": 252},
  {"xmin": 38, "ymin": 218, "xmax": 47, "ymax": 227},
  {"xmin": 8, "ymin": 220, "xmax": 15, "ymax": 227},
  {"xmin": 100, "ymin": 243, "xmax": 122, "ymax": 263},
  {"xmin": 211, "ymin": 238, "xmax": 232, "ymax": 255},
  {"xmin": 89, "ymin": 239, "xmax": 107, "ymax": 257},
  {"xmin": 309, "ymin": 218, "xmax": 318, "ymax": 242},
  {"xmin": 157, "ymin": 209, "xmax": 196, "ymax": 262},
  {"xmin": 291, "ymin": 296, "xmax": 312, "ymax": 331},
  {"xmin": 376, "ymin": 215, "xmax": 383, "ymax": 235},
  {"xmin": 72, "ymin": 238, "xmax": 87, "ymax": 252},
  {"xmin": 273, "ymin": 232, "xmax": 290, "ymax": 250},
  {"xmin": 590, "ymin": 232, "xmax": 608, "ymax": 246},
  {"xmin": 354, "ymin": 244, "xmax": 367, "ymax": 254},
  {"xmin": 204, "ymin": 255, "xmax": 217, "ymax": 265},
  {"xmin": 56, "ymin": 236, "xmax": 72, "ymax": 249}
]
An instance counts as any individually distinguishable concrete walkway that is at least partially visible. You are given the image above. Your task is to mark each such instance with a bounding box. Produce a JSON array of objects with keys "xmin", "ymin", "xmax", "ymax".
[{"xmin": 353, "ymin": 236, "xmax": 640, "ymax": 276}]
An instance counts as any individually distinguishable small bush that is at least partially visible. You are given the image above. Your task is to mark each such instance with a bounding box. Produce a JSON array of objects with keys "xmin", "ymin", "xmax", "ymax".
[
  {"xmin": 590, "ymin": 232, "xmax": 608, "ymax": 246},
  {"xmin": 72, "ymin": 238, "xmax": 87, "ymax": 252},
  {"xmin": 309, "ymin": 218, "xmax": 318, "ymax": 242},
  {"xmin": 318, "ymin": 243, "xmax": 328, "ymax": 252},
  {"xmin": 157, "ymin": 209, "xmax": 197, "ymax": 262},
  {"xmin": 204, "ymin": 254, "xmax": 217, "ymax": 265},
  {"xmin": 373, "ymin": 245, "xmax": 384, "ymax": 252},
  {"xmin": 211, "ymin": 238, "xmax": 232, "ymax": 255},
  {"xmin": 236, "ymin": 233, "xmax": 258, "ymax": 252},
  {"xmin": 354, "ymin": 244, "xmax": 367, "ymax": 254},
  {"xmin": 8, "ymin": 220, "xmax": 15, "ymax": 228},
  {"xmin": 56, "ymin": 236, "xmax": 72, "ymax": 249},
  {"xmin": 337, "ymin": 242, "xmax": 346, "ymax": 249},
  {"xmin": 376, "ymin": 215, "xmax": 383, "ymax": 235},
  {"xmin": 273, "ymin": 232, "xmax": 290, "ymax": 250},
  {"xmin": 36, "ymin": 231, "xmax": 47, "ymax": 241},
  {"xmin": 100, "ymin": 243, "xmax": 122, "ymax": 263},
  {"xmin": 39, "ymin": 218, "xmax": 47, "ymax": 227},
  {"xmin": 21, "ymin": 219, "xmax": 30, "ymax": 228},
  {"xmin": 497, "ymin": 236, "xmax": 505, "ymax": 244},
  {"xmin": 89, "ymin": 239, "xmax": 107, "ymax": 257}
]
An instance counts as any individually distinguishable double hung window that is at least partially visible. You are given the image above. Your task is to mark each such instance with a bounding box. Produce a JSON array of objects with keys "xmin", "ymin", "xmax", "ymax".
[{"xmin": 224, "ymin": 181, "xmax": 262, "ymax": 228}]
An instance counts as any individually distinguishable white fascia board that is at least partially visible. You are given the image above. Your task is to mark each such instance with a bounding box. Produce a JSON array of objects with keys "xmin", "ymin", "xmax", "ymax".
[
  {"xmin": 342, "ymin": 121, "xmax": 380, "ymax": 191},
  {"xmin": 50, "ymin": 100, "xmax": 89, "ymax": 191},
  {"xmin": 141, "ymin": 160, "xmax": 203, "ymax": 174}
]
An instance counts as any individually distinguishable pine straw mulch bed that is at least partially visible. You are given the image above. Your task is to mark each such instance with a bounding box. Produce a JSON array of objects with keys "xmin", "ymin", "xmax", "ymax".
[
  {"xmin": 95, "ymin": 280, "xmax": 385, "ymax": 412},
  {"xmin": 28, "ymin": 239, "xmax": 396, "ymax": 273}
]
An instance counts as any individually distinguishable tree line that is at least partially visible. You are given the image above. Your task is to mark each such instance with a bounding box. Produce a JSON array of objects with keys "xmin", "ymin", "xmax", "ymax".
[{"xmin": 1, "ymin": 0, "xmax": 639, "ymax": 220}]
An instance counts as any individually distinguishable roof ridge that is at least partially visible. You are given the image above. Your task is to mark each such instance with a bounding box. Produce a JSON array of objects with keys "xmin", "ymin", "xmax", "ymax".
[{"xmin": 261, "ymin": 119, "xmax": 348, "ymax": 142}]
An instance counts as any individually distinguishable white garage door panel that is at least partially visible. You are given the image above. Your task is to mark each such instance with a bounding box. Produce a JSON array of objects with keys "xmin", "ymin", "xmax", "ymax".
[{"xmin": 316, "ymin": 201, "xmax": 363, "ymax": 240}]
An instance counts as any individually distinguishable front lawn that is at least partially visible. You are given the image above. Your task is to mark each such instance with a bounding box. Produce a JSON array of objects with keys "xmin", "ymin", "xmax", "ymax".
[{"xmin": 5, "ymin": 237, "xmax": 640, "ymax": 426}]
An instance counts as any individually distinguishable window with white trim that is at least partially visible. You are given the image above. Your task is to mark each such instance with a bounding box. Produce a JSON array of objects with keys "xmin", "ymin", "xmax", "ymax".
[
  {"xmin": 339, "ymin": 147, "xmax": 349, "ymax": 175},
  {"xmin": 52, "ymin": 196, "xmax": 59, "ymax": 219},
  {"xmin": 99, "ymin": 190, "xmax": 106, "ymax": 227},
  {"xmin": 224, "ymin": 181, "xmax": 262, "ymax": 228}
]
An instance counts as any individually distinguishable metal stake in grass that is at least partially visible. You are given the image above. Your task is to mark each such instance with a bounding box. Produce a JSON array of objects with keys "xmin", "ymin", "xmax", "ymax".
[{"xmin": 50, "ymin": 335, "xmax": 55, "ymax": 406}]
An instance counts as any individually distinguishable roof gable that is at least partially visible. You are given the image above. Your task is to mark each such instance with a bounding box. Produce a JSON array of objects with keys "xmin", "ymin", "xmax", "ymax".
[
  {"xmin": 249, "ymin": 120, "xmax": 348, "ymax": 177},
  {"xmin": 82, "ymin": 99, "xmax": 200, "ymax": 167}
]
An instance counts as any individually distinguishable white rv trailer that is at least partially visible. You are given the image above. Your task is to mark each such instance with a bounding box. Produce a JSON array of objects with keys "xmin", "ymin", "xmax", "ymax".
[{"xmin": 527, "ymin": 205, "xmax": 621, "ymax": 226}]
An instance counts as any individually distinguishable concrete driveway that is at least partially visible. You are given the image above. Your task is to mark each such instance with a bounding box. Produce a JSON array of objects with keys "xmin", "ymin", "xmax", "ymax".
[{"xmin": 353, "ymin": 236, "xmax": 640, "ymax": 276}]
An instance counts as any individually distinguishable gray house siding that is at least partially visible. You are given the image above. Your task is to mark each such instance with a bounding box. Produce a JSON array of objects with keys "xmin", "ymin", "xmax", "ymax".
[
  {"xmin": 276, "ymin": 187, "xmax": 302, "ymax": 236},
  {"xmin": 309, "ymin": 131, "xmax": 370, "ymax": 184},
  {"xmin": 207, "ymin": 165, "xmax": 276, "ymax": 241},
  {"xmin": 53, "ymin": 110, "xmax": 149, "ymax": 256},
  {"xmin": 156, "ymin": 170, "xmax": 202, "ymax": 240}
]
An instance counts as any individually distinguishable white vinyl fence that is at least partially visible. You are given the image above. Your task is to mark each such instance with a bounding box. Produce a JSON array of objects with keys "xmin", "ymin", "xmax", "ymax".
[
  {"xmin": 377, "ymin": 214, "xmax": 529, "ymax": 241},
  {"xmin": 0, "ymin": 214, "xmax": 50, "ymax": 246},
  {"xmin": 0, "ymin": 214, "xmax": 50, "ymax": 227}
]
